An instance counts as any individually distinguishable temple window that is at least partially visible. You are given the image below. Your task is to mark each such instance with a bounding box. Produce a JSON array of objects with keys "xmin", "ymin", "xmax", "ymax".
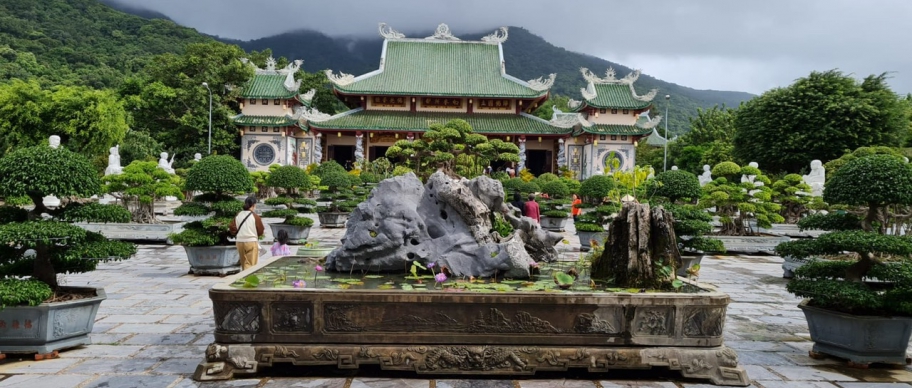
[
  {"xmin": 250, "ymin": 99, "xmax": 256, "ymax": 105},
  {"xmin": 261, "ymin": 99, "xmax": 268, "ymax": 105},
  {"xmin": 261, "ymin": 127, "xmax": 267, "ymax": 133},
  {"xmin": 599, "ymin": 108, "xmax": 606, "ymax": 114},
  {"xmin": 622, "ymin": 109, "xmax": 629, "ymax": 114},
  {"xmin": 273, "ymin": 128, "xmax": 280, "ymax": 133},
  {"xmin": 611, "ymin": 109, "xmax": 618, "ymax": 114},
  {"xmin": 611, "ymin": 135, "xmax": 617, "ymax": 140},
  {"xmin": 621, "ymin": 135, "xmax": 628, "ymax": 141},
  {"xmin": 273, "ymin": 99, "xmax": 281, "ymax": 105}
]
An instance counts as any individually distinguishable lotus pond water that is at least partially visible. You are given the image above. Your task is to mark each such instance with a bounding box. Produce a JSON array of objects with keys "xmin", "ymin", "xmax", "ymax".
[{"xmin": 230, "ymin": 256, "xmax": 704, "ymax": 294}]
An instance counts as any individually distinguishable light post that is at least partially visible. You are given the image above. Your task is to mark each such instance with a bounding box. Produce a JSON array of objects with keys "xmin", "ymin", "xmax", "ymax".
[
  {"xmin": 663, "ymin": 94, "xmax": 670, "ymax": 172},
  {"xmin": 202, "ymin": 82, "xmax": 212, "ymax": 155}
]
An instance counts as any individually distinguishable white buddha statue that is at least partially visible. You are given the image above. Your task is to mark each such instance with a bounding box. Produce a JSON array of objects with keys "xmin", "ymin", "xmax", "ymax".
[
  {"xmin": 671, "ymin": 166, "xmax": 678, "ymax": 171},
  {"xmin": 698, "ymin": 165, "xmax": 712, "ymax": 186},
  {"xmin": 158, "ymin": 152, "xmax": 175, "ymax": 174},
  {"xmin": 194, "ymin": 153, "xmax": 202, "ymax": 162},
  {"xmin": 49, "ymin": 135, "xmax": 61, "ymax": 149},
  {"xmin": 802, "ymin": 159, "xmax": 825, "ymax": 197},
  {"xmin": 741, "ymin": 162, "xmax": 764, "ymax": 187},
  {"xmin": 105, "ymin": 145, "xmax": 123, "ymax": 176},
  {"xmin": 44, "ymin": 135, "xmax": 62, "ymax": 207}
]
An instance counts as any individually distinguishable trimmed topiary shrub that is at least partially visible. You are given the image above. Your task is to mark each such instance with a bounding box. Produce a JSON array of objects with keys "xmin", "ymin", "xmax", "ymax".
[
  {"xmin": 560, "ymin": 177, "xmax": 581, "ymax": 194},
  {"xmin": 824, "ymin": 154, "xmax": 912, "ymax": 233},
  {"xmin": 267, "ymin": 165, "xmax": 311, "ymax": 197},
  {"xmin": 578, "ymin": 175, "xmax": 615, "ymax": 204},
  {"xmin": 0, "ymin": 144, "xmax": 136, "ymax": 307},
  {"xmin": 651, "ymin": 170, "xmax": 701, "ymax": 204},
  {"xmin": 103, "ymin": 160, "xmax": 184, "ymax": 223},
  {"xmin": 541, "ymin": 180, "xmax": 570, "ymax": 199},
  {"xmin": 771, "ymin": 174, "xmax": 813, "ymax": 223},
  {"xmin": 170, "ymin": 156, "xmax": 252, "ymax": 247}
]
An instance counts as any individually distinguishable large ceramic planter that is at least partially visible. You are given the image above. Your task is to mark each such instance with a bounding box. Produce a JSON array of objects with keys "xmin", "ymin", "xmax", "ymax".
[
  {"xmin": 541, "ymin": 216, "xmax": 568, "ymax": 232},
  {"xmin": 192, "ymin": 259, "xmax": 750, "ymax": 386},
  {"xmin": 268, "ymin": 223, "xmax": 311, "ymax": 242},
  {"xmin": 578, "ymin": 230, "xmax": 608, "ymax": 251},
  {"xmin": 799, "ymin": 300, "xmax": 912, "ymax": 366},
  {"xmin": 185, "ymin": 246, "xmax": 241, "ymax": 276},
  {"xmin": 0, "ymin": 287, "xmax": 105, "ymax": 355},
  {"xmin": 712, "ymin": 235, "xmax": 791, "ymax": 254},
  {"xmin": 318, "ymin": 212, "xmax": 349, "ymax": 228},
  {"xmin": 76, "ymin": 221, "xmax": 184, "ymax": 244}
]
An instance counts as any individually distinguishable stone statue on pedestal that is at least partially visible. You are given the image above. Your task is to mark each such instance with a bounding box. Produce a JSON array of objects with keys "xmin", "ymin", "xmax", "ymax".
[
  {"xmin": 105, "ymin": 145, "xmax": 123, "ymax": 176},
  {"xmin": 49, "ymin": 135, "xmax": 61, "ymax": 149},
  {"xmin": 741, "ymin": 162, "xmax": 763, "ymax": 187},
  {"xmin": 158, "ymin": 152, "xmax": 176, "ymax": 174},
  {"xmin": 194, "ymin": 153, "xmax": 202, "ymax": 162},
  {"xmin": 698, "ymin": 165, "xmax": 712, "ymax": 186},
  {"xmin": 802, "ymin": 159, "xmax": 825, "ymax": 197}
]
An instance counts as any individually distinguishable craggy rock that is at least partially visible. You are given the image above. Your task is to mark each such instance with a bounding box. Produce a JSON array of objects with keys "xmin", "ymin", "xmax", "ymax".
[{"xmin": 324, "ymin": 171, "xmax": 560, "ymax": 278}]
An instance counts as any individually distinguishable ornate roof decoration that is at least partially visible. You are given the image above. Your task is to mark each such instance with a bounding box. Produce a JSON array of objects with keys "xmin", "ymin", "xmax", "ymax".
[
  {"xmin": 636, "ymin": 115, "xmax": 663, "ymax": 129},
  {"xmin": 300, "ymin": 89, "xmax": 316, "ymax": 103},
  {"xmin": 580, "ymin": 67, "xmax": 641, "ymax": 85},
  {"xmin": 425, "ymin": 23, "xmax": 460, "ymax": 41},
  {"xmin": 526, "ymin": 73, "xmax": 556, "ymax": 91},
  {"xmin": 324, "ymin": 70, "xmax": 355, "ymax": 86},
  {"xmin": 294, "ymin": 106, "xmax": 333, "ymax": 123},
  {"xmin": 481, "ymin": 27, "xmax": 509, "ymax": 44},
  {"xmin": 549, "ymin": 106, "xmax": 591, "ymax": 129},
  {"xmin": 265, "ymin": 57, "xmax": 277, "ymax": 71},
  {"xmin": 581, "ymin": 83, "xmax": 597, "ymax": 100},
  {"xmin": 283, "ymin": 60, "xmax": 303, "ymax": 92},
  {"xmin": 632, "ymin": 88, "xmax": 658, "ymax": 102},
  {"xmin": 378, "ymin": 23, "xmax": 405, "ymax": 39},
  {"xmin": 567, "ymin": 99, "xmax": 582, "ymax": 110}
]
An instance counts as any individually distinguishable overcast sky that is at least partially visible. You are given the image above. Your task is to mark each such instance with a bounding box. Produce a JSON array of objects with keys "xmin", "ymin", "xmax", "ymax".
[{"xmin": 111, "ymin": 0, "xmax": 912, "ymax": 95}]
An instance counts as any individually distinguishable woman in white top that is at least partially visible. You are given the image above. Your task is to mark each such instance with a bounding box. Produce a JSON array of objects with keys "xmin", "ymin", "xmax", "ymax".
[{"xmin": 229, "ymin": 196, "xmax": 265, "ymax": 270}]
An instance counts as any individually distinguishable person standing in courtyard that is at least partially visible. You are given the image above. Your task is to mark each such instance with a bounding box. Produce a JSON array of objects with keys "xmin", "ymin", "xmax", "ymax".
[
  {"xmin": 524, "ymin": 193, "xmax": 540, "ymax": 224},
  {"xmin": 510, "ymin": 192, "xmax": 526, "ymax": 217},
  {"xmin": 571, "ymin": 193, "xmax": 582, "ymax": 222},
  {"xmin": 271, "ymin": 229, "xmax": 292, "ymax": 256},
  {"xmin": 230, "ymin": 196, "xmax": 265, "ymax": 270}
]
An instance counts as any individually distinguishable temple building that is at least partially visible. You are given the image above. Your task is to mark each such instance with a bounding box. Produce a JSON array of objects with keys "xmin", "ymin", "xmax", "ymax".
[
  {"xmin": 237, "ymin": 23, "xmax": 662, "ymax": 177},
  {"xmin": 233, "ymin": 58, "xmax": 318, "ymax": 171}
]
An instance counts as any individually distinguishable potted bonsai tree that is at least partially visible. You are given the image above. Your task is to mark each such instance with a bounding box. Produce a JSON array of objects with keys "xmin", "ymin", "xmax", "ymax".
[
  {"xmin": 0, "ymin": 143, "xmax": 136, "ymax": 357},
  {"xmin": 574, "ymin": 175, "xmax": 616, "ymax": 249},
  {"xmin": 771, "ymin": 174, "xmax": 814, "ymax": 224},
  {"xmin": 261, "ymin": 165, "xmax": 315, "ymax": 241},
  {"xmin": 699, "ymin": 161, "xmax": 787, "ymax": 253},
  {"xmin": 539, "ymin": 180, "xmax": 571, "ymax": 232},
  {"xmin": 775, "ymin": 154, "xmax": 912, "ymax": 367},
  {"xmin": 313, "ymin": 161, "xmax": 357, "ymax": 228},
  {"xmin": 650, "ymin": 169, "xmax": 724, "ymax": 274},
  {"xmin": 169, "ymin": 155, "xmax": 253, "ymax": 276}
]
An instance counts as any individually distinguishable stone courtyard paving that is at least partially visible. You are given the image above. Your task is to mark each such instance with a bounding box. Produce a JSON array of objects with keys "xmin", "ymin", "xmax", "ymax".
[{"xmin": 1, "ymin": 222, "xmax": 911, "ymax": 388}]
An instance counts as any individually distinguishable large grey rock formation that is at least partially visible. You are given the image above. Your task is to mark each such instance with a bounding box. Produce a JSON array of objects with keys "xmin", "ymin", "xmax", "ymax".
[{"xmin": 325, "ymin": 172, "xmax": 563, "ymax": 278}]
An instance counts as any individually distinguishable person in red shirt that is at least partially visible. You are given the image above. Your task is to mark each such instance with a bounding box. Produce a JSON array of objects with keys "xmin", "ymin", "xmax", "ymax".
[
  {"xmin": 524, "ymin": 193, "xmax": 540, "ymax": 223},
  {"xmin": 571, "ymin": 194, "xmax": 582, "ymax": 222}
]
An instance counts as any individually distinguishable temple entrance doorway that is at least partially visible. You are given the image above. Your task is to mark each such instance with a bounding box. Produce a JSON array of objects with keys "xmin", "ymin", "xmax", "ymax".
[
  {"xmin": 369, "ymin": 146, "xmax": 390, "ymax": 162},
  {"xmin": 526, "ymin": 150, "xmax": 552, "ymax": 176},
  {"xmin": 329, "ymin": 145, "xmax": 355, "ymax": 170}
]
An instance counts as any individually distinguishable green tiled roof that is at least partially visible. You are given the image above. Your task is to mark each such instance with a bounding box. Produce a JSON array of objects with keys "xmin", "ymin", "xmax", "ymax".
[
  {"xmin": 334, "ymin": 41, "xmax": 547, "ymax": 98},
  {"xmin": 242, "ymin": 74, "xmax": 296, "ymax": 99},
  {"xmin": 585, "ymin": 84, "xmax": 652, "ymax": 110},
  {"xmin": 308, "ymin": 109, "xmax": 570, "ymax": 135},
  {"xmin": 232, "ymin": 114, "xmax": 297, "ymax": 127},
  {"xmin": 583, "ymin": 116, "xmax": 656, "ymax": 135}
]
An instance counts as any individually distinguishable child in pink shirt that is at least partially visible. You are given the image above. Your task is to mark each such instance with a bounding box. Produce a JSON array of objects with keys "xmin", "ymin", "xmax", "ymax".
[{"xmin": 271, "ymin": 230, "xmax": 292, "ymax": 256}]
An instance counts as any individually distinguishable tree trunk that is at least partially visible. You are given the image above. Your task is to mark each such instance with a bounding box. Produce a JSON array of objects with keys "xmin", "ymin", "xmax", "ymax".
[
  {"xmin": 592, "ymin": 203, "xmax": 681, "ymax": 289},
  {"xmin": 863, "ymin": 203, "xmax": 884, "ymax": 234},
  {"xmin": 32, "ymin": 243, "xmax": 57, "ymax": 288}
]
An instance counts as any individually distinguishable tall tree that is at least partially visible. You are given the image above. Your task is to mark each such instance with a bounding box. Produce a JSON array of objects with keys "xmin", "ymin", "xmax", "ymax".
[
  {"xmin": 120, "ymin": 42, "xmax": 253, "ymax": 161},
  {"xmin": 733, "ymin": 70, "xmax": 911, "ymax": 173},
  {"xmin": 0, "ymin": 79, "xmax": 128, "ymax": 157}
]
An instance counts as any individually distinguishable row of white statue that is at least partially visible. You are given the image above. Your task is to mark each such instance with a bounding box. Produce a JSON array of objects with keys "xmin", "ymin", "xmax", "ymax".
[
  {"xmin": 696, "ymin": 160, "xmax": 826, "ymax": 197},
  {"xmin": 104, "ymin": 145, "xmax": 202, "ymax": 176}
]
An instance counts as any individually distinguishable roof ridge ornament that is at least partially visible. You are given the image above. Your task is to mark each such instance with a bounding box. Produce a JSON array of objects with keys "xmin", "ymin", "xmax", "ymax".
[
  {"xmin": 300, "ymin": 89, "xmax": 316, "ymax": 103},
  {"xmin": 581, "ymin": 83, "xmax": 597, "ymax": 100},
  {"xmin": 283, "ymin": 59, "xmax": 303, "ymax": 92},
  {"xmin": 631, "ymin": 86, "xmax": 658, "ymax": 102},
  {"xmin": 527, "ymin": 73, "xmax": 556, "ymax": 91},
  {"xmin": 567, "ymin": 99, "xmax": 582, "ymax": 110},
  {"xmin": 324, "ymin": 70, "xmax": 355, "ymax": 86},
  {"xmin": 265, "ymin": 57, "xmax": 277, "ymax": 71},
  {"xmin": 549, "ymin": 107, "xmax": 591, "ymax": 128},
  {"xmin": 378, "ymin": 23, "xmax": 405, "ymax": 39},
  {"xmin": 426, "ymin": 23, "xmax": 460, "ymax": 41},
  {"xmin": 294, "ymin": 106, "xmax": 333, "ymax": 123},
  {"xmin": 481, "ymin": 27, "xmax": 509, "ymax": 44},
  {"xmin": 636, "ymin": 115, "xmax": 663, "ymax": 129},
  {"xmin": 580, "ymin": 67, "xmax": 642, "ymax": 85}
]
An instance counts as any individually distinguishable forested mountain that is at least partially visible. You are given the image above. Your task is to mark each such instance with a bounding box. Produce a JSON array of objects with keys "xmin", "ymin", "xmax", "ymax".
[
  {"xmin": 0, "ymin": 0, "xmax": 211, "ymax": 89},
  {"xmin": 231, "ymin": 28, "xmax": 755, "ymax": 136}
]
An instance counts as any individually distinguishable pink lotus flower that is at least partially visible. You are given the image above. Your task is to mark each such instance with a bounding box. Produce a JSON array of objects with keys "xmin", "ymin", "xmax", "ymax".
[
  {"xmin": 315, "ymin": 265, "xmax": 324, "ymax": 272},
  {"xmin": 435, "ymin": 273, "xmax": 447, "ymax": 283},
  {"xmin": 292, "ymin": 280, "xmax": 306, "ymax": 288}
]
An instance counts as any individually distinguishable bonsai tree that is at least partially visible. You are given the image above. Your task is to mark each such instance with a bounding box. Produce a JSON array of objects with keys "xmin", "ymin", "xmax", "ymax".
[
  {"xmin": 312, "ymin": 161, "xmax": 360, "ymax": 214},
  {"xmin": 540, "ymin": 180, "xmax": 571, "ymax": 219},
  {"xmin": 170, "ymin": 155, "xmax": 253, "ymax": 247},
  {"xmin": 267, "ymin": 165, "xmax": 313, "ymax": 198},
  {"xmin": 700, "ymin": 161, "xmax": 784, "ymax": 235},
  {"xmin": 824, "ymin": 146, "xmax": 905, "ymax": 180},
  {"xmin": 0, "ymin": 145, "xmax": 136, "ymax": 306},
  {"xmin": 771, "ymin": 174, "xmax": 813, "ymax": 224},
  {"xmin": 261, "ymin": 165, "xmax": 316, "ymax": 231},
  {"xmin": 647, "ymin": 170, "xmax": 723, "ymax": 254},
  {"xmin": 776, "ymin": 155, "xmax": 912, "ymax": 336},
  {"xmin": 103, "ymin": 160, "xmax": 184, "ymax": 223}
]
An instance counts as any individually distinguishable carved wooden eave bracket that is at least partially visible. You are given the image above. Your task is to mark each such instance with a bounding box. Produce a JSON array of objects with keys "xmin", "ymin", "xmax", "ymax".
[
  {"xmin": 481, "ymin": 27, "xmax": 509, "ymax": 44},
  {"xmin": 527, "ymin": 73, "xmax": 556, "ymax": 91},
  {"xmin": 378, "ymin": 23, "xmax": 406, "ymax": 39},
  {"xmin": 325, "ymin": 70, "xmax": 355, "ymax": 87}
]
